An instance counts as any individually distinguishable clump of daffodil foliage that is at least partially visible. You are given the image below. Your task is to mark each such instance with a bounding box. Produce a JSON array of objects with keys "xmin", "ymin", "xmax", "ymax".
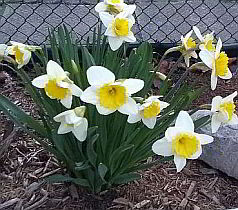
[{"xmin": 0, "ymin": 0, "xmax": 237, "ymax": 193}]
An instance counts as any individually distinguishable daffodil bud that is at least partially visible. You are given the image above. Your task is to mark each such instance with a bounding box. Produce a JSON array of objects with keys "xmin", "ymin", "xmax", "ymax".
[
  {"xmin": 74, "ymin": 106, "xmax": 86, "ymax": 118},
  {"xmin": 71, "ymin": 60, "xmax": 79, "ymax": 74}
]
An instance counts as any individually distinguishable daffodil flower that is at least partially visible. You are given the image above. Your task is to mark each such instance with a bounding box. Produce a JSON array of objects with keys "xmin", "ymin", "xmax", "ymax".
[
  {"xmin": 99, "ymin": 11, "xmax": 136, "ymax": 51},
  {"xmin": 7, "ymin": 41, "xmax": 41, "ymax": 68},
  {"xmin": 54, "ymin": 106, "xmax": 88, "ymax": 142},
  {"xmin": 199, "ymin": 38, "xmax": 232, "ymax": 90},
  {"xmin": 127, "ymin": 96, "xmax": 169, "ymax": 129},
  {"xmin": 32, "ymin": 60, "xmax": 82, "ymax": 108},
  {"xmin": 193, "ymin": 26, "xmax": 215, "ymax": 52},
  {"xmin": 80, "ymin": 66, "xmax": 144, "ymax": 115},
  {"xmin": 95, "ymin": 0, "xmax": 136, "ymax": 16},
  {"xmin": 180, "ymin": 30, "xmax": 198, "ymax": 67},
  {"xmin": 211, "ymin": 91, "xmax": 238, "ymax": 133},
  {"xmin": 152, "ymin": 111, "xmax": 213, "ymax": 172}
]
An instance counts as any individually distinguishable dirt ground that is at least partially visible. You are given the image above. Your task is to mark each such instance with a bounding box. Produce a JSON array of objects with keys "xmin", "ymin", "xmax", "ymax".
[{"xmin": 0, "ymin": 59, "xmax": 238, "ymax": 210}]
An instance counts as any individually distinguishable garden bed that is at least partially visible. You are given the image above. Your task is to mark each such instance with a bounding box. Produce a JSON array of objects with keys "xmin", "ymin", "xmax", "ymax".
[{"xmin": 1, "ymin": 60, "xmax": 238, "ymax": 209}]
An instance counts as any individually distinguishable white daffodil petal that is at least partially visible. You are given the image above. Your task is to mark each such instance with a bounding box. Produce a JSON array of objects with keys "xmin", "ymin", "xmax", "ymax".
[
  {"xmin": 95, "ymin": 2, "xmax": 107, "ymax": 13},
  {"xmin": 199, "ymin": 50, "xmax": 213, "ymax": 69},
  {"xmin": 23, "ymin": 50, "xmax": 31, "ymax": 65},
  {"xmin": 96, "ymin": 104, "xmax": 116, "ymax": 115},
  {"xmin": 47, "ymin": 60, "xmax": 66, "ymax": 79},
  {"xmin": 108, "ymin": 36, "xmax": 124, "ymax": 51},
  {"xmin": 123, "ymin": 32, "xmax": 136, "ymax": 43},
  {"xmin": 211, "ymin": 114, "xmax": 222, "ymax": 133},
  {"xmin": 152, "ymin": 137, "xmax": 173, "ymax": 156},
  {"xmin": 65, "ymin": 113, "xmax": 80, "ymax": 124},
  {"xmin": 99, "ymin": 12, "xmax": 114, "ymax": 27},
  {"xmin": 142, "ymin": 117, "xmax": 156, "ymax": 129},
  {"xmin": 60, "ymin": 94, "xmax": 72, "ymax": 109},
  {"xmin": 58, "ymin": 81, "xmax": 70, "ymax": 89},
  {"xmin": 87, "ymin": 66, "xmax": 115, "ymax": 86},
  {"xmin": 193, "ymin": 26, "xmax": 204, "ymax": 42},
  {"xmin": 58, "ymin": 123, "xmax": 72, "ymax": 134},
  {"xmin": 165, "ymin": 127, "xmax": 182, "ymax": 142},
  {"xmin": 196, "ymin": 134, "xmax": 214, "ymax": 145},
  {"xmin": 188, "ymin": 147, "xmax": 202, "ymax": 159},
  {"xmin": 0, "ymin": 44, "xmax": 7, "ymax": 55},
  {"xmin": 218, "ymin": 68, "xmax": 232, "ymax": 80},
  {"xmin": 175, "ymin": 111, "xmax": 194, "ymax": 132},
  {"xmin": 223, "ymin": 91, "xmax": 237, "ymax": 102},
  {"xmin": 211, "ymin": 96, "xmax": 222, "ymax": 112},
  {"xmin": 53, "ymin": 110, "xmax": 74, "ymax": 122},
  {"xmin": 73, "ymin": 118, "xmax": 88, "ymax": 141},
  {"xmin": 160, "ymin": 101, "xmax": 170, "ymax": 109},
  {"xmin": 211, "ymin": 73, "xmax": 217, "ymax": 90},
  {"xmin": 124, "ymin": 4, "xmax": 136, "ymax": 15},
  {"xmin": 190, "ymin": 51, "xmax": 198, "ymax": 59},
  {"xmin": 228, "ymin": 114, "xmax": 238, "ymax": 125},
  {"xmin": 123, "ymin": 79, "xmax": 144, "ymax": 95},
  {"xmin": 174, "ymin": 155, "xmax": 186, "ymax": 172},
  {"xmin": 32, "ymin": 75, "xmax": 48, "ymax": 88},
  {"xmin": 184, "ymin": 55, "xmax": 190, "ymax": 67},
  {"xmin": 184, "ymin": 30, "xmax": 193, "ymax": 40},
  {"xmin": 105, "ymin": 25, "xmax": 115, "ymax": 37},
  {"xmin": 118, "ymin": 97, "xmax": 137, "ymax": 115},
  {"xmin": 127, "ymin": 113, "xmax": 141, "ymax": 124},
  {"xmin": 71, "ymin": 84, "xmax": 83, "ymax": 97},
  {"xmin": 80, "ymin": 86, "xmax": 98, "ymax": 105},
  {"xmin": 216, "ymin": 38, "xmax": 222, "ymax": 58}
]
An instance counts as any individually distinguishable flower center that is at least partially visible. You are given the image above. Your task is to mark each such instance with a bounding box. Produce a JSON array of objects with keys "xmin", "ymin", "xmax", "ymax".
[
  {"xmin": 98, "ymin": 84, "xmax": 127, "ymax": 110},
  {"xmin": 186, "ymin": 37, "xmax": 196, "ymax": 49},
  {"xmin": 219, "ymin": 102, "xmax": 235, "ymax": 121},
  {"xmin": 13, "ymin": 46, "xmax": 24, "ymax": 64},
  {"xmin": 172, "ymin": 132, "xmax": 199, "ymax": 158},
  {"xmin": 141, "ymin": 101, "xmax": 160, "ymax": 119},
  {"xmin": 204, "ymin": 40, "xmax": 215, "ymax": 51},
  {"xmin": 44, "ymin": 79, "xmax": 69, "ymax": 100},
  {"xmin": 113, "ymin": 18, "xmax": 129, "ymax": 36},
  {"xmin": 110, "ymin": 0, "xmax": 121, "ymax": 3},
  {"xmin": 215, "ymin": 52, "xmax": 229, "ymax": 76}
]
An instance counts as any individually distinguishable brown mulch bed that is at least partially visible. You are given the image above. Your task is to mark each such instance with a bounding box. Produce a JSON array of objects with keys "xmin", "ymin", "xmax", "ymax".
[{"xmin": 1, "ymin": 61, "xmax": 238, "ymax": 210}]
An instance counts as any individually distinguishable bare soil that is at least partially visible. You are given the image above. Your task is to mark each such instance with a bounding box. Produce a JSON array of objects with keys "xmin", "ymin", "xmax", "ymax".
[{"xmin": 1, "ymin": 60, "xmax": 238, "ymax": 210}]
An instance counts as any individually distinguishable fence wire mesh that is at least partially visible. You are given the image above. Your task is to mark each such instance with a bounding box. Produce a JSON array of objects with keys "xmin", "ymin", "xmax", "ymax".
[{"xmin": 0, "ymin": 0, "xmax": 238, "ymax": 46}]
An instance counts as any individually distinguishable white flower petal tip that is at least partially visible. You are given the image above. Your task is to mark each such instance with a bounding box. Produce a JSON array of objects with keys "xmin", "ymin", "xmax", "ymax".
[
  {"xmin": 152, "ymin": 137, "xmax": 173, "ymax": 156},
  {"xmin": 175, "ymin": 111, "xmax": 194, "ymax": 132},
  {"xmin": 87, "ymin": 66, "xmax": 115, "ymax": 86},
  {"xmin": 54, "ymin": 108, "xmax": 88, "ymax": 141}
]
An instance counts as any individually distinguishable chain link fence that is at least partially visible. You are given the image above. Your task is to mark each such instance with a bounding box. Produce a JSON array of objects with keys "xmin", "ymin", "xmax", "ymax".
[{"xmin": 0, "ymin": 0, "xmax": 238, "ymax": 46}]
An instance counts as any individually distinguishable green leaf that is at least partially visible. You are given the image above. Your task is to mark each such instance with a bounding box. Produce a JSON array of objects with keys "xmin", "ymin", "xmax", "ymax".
[
  {"xmin": 112, "ymin": 173, "xmax": 141, "ymax": 185},
  {"xmin": 87, "ymin": 134, "xmax": 99, "ymax": 167},
  {"xmin": 0, "ymin": 94, "xmax": 48, "ymax": 138}
]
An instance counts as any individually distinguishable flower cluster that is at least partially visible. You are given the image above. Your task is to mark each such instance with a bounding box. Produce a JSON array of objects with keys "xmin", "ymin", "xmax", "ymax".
[
  {"xmin": 173, "ymin": 26, "xmax": 232, "ymax": 91},
  {"xmin": 95, "ymin": 0, "xmax": 136, "ymax": 51},
  {"xmin": 1, "ymin": 1, "xmax": 237, "ymax": 178}
]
